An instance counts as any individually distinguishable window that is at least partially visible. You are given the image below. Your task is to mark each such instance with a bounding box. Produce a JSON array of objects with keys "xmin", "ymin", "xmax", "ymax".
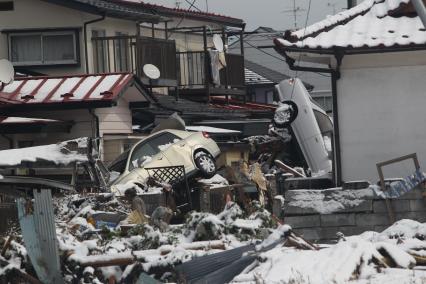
[
  {"xmin": 92, "ymin": 29, "xmax": 108, "ymax": 73},
  {"xmin": 115, "ymin": 32, "xmax": 129, "ymax": 72},
  {"xmin": 0, "ymin": 1, "xmax": 13, "ymax": 11},
  {"xmin": 9, "ymin": 30, "xmax": 78, "ymax": 66},
  {"xmin": 108, "ymin": 149, "xmax": 130, "ymax": 174},
  {"xmin": 128, "ymin": 133, "xmax": 181, "ymax": 171},
  {"xmin": 312, "ymin": 96, "xmax": 333, "ymax": 113}
]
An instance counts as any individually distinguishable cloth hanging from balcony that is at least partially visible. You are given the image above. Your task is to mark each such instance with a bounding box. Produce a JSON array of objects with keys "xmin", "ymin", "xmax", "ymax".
[{"xmin": 209, "ymin": 50, "xmax": 227, "ymax": 86}]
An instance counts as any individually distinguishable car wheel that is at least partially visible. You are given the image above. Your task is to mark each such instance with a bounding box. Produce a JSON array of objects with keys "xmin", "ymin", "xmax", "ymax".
[
  {"xmin": 273, "ymin": 100, "xmax": 298, "ymax": 128},
  {"xmin": 194, "ymin": 152, "xmax": 216, "ymax": 178}
]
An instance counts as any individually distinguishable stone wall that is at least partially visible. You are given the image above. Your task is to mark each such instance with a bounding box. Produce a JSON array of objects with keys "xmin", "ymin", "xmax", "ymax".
[{"xmin": 273, "ymin": 187, "xmax": 426, "ymax": 243}]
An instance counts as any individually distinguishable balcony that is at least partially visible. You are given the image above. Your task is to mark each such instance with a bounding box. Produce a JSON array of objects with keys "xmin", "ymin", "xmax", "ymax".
[
  {"xmin": 92, "ymin": 33, "xmax": 245, "ymax": 102},
  {"xmin": 91, "ymin": 35, "xmax": 177, "ymax": 86}
]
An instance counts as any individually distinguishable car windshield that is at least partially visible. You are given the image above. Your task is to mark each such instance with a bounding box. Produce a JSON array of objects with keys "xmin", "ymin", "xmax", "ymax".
[
  {"xmin": 108, "ymin": 149, "xmax": 130, "ymax": 174},
  {"xmin": 128, "ymin": 132, "xmax": 181, "ymax": 171}
]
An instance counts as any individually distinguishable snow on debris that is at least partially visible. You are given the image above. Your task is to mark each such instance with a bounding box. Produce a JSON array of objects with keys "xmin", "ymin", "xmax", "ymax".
[
  {"xmin": 0, "ymin": 138, "xmax": 88, "ymax": 166},
  {"xmin": 186, "ymin": 125, "xmax": 241, "ymax": 134},
  {"xmin": 232, "ymin": 225, "xmax": 425, "ymax": 284},
  {"xmin": 0, "ymin": 194, "xmax": 281, "ymax": 282},
  {"xmin": 199, "ymin": 174, "xmax": 229, "ymax": 188},
  {"xmin": 277, "ymin": 0, "xmax": 424, "ymax": 49}
]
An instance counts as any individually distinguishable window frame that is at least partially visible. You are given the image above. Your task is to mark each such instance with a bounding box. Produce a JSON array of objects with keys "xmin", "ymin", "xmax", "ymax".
[{"xmin": 8, "ymin": 29, "xmax": 80, "ymax": 67}]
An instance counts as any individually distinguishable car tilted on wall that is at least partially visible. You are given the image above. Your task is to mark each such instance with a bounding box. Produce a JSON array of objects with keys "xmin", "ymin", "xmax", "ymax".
[{"xmin": 108, "ymin": 129, "xmax": 220, "ymax": 193}]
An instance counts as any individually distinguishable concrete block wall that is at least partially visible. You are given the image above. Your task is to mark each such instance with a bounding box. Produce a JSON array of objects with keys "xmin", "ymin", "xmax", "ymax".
[{"xmin": 276, "ymin": 187, "xmax": 426, "ymax": 243}]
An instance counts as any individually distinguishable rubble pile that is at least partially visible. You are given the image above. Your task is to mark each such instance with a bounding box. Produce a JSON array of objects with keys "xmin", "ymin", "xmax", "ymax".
[{"xmin": 0, "ymin": 191, "xmax": 281, "ymax": 283}]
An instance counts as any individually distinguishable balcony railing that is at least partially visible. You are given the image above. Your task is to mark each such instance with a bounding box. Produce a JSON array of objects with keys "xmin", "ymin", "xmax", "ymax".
[
  {"xmin": 177, "ymin": 51, "xmax": 245, "ymax": 89},
  {"xmin": 91, "ymin": 35, "xmax": 177, "ymax": 86},
  {"xmin": 92, "ymin": 35, "xmax": 245, "ymax": 98}
]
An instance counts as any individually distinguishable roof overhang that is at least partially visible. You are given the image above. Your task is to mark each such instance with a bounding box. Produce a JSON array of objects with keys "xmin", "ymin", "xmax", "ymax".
[
  {"xmin": 0, "ymin": 117, "xmax": 74, "ymax": 134},
  {"xmin": 274, "ymin": 37, "xmax": 426, "ymax": 65},
  {"xmin": 40, "ymin": 0, "xmax": 162, "ymax": 23},
  {"xmin": 0, "ymin": 73, "xmax": 155, "ymax": 114}
]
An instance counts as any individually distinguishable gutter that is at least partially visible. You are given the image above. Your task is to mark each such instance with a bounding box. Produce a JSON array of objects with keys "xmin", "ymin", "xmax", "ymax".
[
  {"xmin": 274, "ymin": 42, "xmax": 344, "ymax": 186},
  {"xmin": 84, "ymin": 14, "xmax": 106, "ymax": 74}
]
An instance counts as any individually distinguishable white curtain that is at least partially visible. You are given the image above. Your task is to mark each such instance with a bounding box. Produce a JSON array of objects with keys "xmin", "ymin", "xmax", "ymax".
[
  {"xmin": 10, "ymin": 35, "xmax": 41, "ymax": 63},
  {"xmin": 43, "ymin": 34, "xmax": 75, "ymax": 62}
]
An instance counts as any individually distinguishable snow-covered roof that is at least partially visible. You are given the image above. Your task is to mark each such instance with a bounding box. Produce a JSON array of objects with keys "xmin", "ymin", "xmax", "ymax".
[
  {"xmin": 275, "ymin": 0, "xmax": 426, "ymax": 51},
  {"xmin": 0, "ymin": 117, "xmax": 59, "ymax": 124}
]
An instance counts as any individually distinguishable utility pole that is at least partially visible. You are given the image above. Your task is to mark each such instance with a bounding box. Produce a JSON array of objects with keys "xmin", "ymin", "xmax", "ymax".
[
  {"xmin": 282, "ymin": 0, "xmax": 306, "ymax": 29},
  {"xmin": 411, "ymin": 0, "xmax": 426, "ymax": 28},
  {"xmin": 347, "ymin": 0, "xmax": 356, "ymax": 9},
  {"xmin": 328, "ymin": 2, "xmax": 337, "ymax": 14},
  {"xmin": 205, "ymin": 0, "xmax": 208, "ymax": 12}
]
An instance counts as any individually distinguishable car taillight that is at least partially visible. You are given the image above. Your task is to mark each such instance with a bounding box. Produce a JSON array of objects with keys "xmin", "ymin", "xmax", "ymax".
[{"xmin": 202, "ymin": 131, "xmax": 210, "ymax": 138}]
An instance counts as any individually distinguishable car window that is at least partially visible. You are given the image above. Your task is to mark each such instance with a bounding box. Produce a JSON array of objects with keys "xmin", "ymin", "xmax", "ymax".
[
  {"xmin": 148, "ymin": 132, "xmax": 181, "ymax": 152},
  {"xmin": 313, "ymin": 110, "xmax": 333, "ymax": 135},
  {"xmin": 128, "ymin": 132, "xmax": 181, "ymax": 171},
  {"xmin": 108, "ymin": 149, "xmax": 130, "ymax": 174},
  {"xmin": 129, "ymin": 142, "xmax": 158, "ymax": 171}
]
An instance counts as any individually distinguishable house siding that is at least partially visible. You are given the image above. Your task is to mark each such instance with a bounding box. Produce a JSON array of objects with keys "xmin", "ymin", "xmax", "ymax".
[
  {"xmin": 0, "ymin": 0, "xmax": 139, "ymax": 75},
  {"xmin": 337, "ymin": 50, "xmax": 426, "ymax": 182}
]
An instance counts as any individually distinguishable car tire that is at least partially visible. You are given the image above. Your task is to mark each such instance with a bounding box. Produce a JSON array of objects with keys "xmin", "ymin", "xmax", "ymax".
[
  {"xmin": 194, "ymin": 151, "xmax": 216, "ymax": 178},
  {"xmin": 273, "ymin": 100, "xmax": 298, "ymax": 128}
]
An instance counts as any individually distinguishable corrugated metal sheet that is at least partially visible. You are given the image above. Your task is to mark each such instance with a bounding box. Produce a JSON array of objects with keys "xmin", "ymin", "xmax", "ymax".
[
  {"xmin": 17, "ymin": 189, "xmax": 63, "ymax": 284},
  {"xmin": 0, "ymin": 73, "xmax": 133, "ymax": 106},
  {"xmin": 176, "ymin": 243, "xmax": 256, "ymax": 282}
]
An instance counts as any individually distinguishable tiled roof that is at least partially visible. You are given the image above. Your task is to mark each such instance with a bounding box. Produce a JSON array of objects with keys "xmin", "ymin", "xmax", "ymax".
[
  {"xmin": 245, "ymin": 68, "xmax": 274, "ymax": 85},
  {"xmin": 244, "ymin": 60, "xmax": 314, "ymax": 90},
  {"xmin": 0, "ymin": 73, "xmax": 139, "ymax": 109},
  {"xmin": 245, "ymin": 60, "xmax": 289, "ymax": 85},
  {"xmin": 42, "ymin": 0, "xmax": 161, "ymax": 22},
  {"xmin": 119, "ymin": 0, "xmax": 244, "ymax": 27},
  {"xmin": 275, "ymin": 0, "xmax": 426, "ymax": 51}
]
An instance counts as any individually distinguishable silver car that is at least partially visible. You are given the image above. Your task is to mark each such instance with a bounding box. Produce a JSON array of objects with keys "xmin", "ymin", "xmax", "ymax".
[{"xmin": 108, "ymin": 129, "xmax": 220, "ymax": 192}]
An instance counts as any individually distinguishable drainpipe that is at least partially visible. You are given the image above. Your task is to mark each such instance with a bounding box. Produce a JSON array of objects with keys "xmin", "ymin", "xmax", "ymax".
[
  {"xmin": 274, "ymin": 46, "xmax": 344, "ymax": 186},
  {"xmin": 88, "ymin": 109, "xmax": 100, "ymax": 138},
  {"xmin": 412, "ymin": 0, "xmax": 426, "ymax": 28},
  {"xmin": 332, "ymin": 51, "xmax": 344, "ymax": 187},
  {"xmin": 84, "ymin": 14, "xmax": 106, "ymax": 74}
]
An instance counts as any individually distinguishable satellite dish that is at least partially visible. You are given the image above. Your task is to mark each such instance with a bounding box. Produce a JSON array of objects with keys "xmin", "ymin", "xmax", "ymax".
[
  {"xmin": 0, "ymin": 59, "xmax": 14, "ymax": 85},
  {"xmin": 213, "ymin": 34, "xmax": 224, "ymax": 52},
  {"xmin": 143, "ymin": 64, "xmax": 160, "ymax": 80}
]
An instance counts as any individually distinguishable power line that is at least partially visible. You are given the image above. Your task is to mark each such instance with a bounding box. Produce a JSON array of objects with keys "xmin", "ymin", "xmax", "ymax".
[
  {"xmin": 167, "ymin": 0, "xmax": 198, "ymax": 39},
  {"xmin": 290, "ymin": 0, "xmax": 313, "ymax": 99},
  {"xmin": 233, "ymin": 35, "xmax": 330, "ymax": 78}
]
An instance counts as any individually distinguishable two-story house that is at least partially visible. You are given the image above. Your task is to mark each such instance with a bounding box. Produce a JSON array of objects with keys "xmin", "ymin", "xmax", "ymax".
[{"xmin": 0, "ymin": 0, "xmax": 246, "ymax": 163}]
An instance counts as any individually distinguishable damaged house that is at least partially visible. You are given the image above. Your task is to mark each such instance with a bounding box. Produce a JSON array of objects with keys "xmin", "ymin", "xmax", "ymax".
[
  {"xmin": 0, "ymin": 0, "xmax": 251, "ymax": 165},
  {"xmin": 274, "ymin": 0, "xmax": 426, "ymax": 183}
]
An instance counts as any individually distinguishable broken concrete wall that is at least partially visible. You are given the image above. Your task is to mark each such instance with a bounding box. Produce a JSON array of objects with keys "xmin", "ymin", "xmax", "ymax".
[{"xmin": 276, "ymin": 187, "xmax": 426, "ymax": 243}]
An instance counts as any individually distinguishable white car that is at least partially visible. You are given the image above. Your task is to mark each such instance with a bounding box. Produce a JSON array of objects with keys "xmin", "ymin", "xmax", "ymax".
[
  {"xmin": 108, "ymin": 129, "xmax": 220, "ymax": 192},
  {"xmin": 274, "ymin": 78, "xmax": 333, "ymax": 174}
]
